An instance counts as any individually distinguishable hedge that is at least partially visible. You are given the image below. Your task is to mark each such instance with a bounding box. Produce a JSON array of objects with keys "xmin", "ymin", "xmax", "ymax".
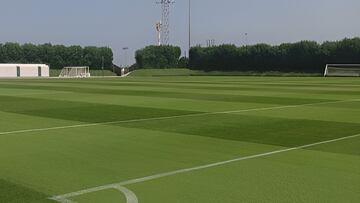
[
  {"xmin": 0, "ymin": 42, "xmax": 113, "ymax": 69},
  {"xmin": 189, "ymin": 38, "xmax": 360, "ymax": 73}
]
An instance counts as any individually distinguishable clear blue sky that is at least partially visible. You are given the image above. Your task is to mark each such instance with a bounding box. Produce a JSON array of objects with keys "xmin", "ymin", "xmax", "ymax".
[{"xmin": 1, "ymin": 0, "xmax": 359, "ymax": 65}]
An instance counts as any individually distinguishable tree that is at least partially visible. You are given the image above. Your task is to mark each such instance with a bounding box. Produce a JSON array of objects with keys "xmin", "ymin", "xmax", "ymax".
[
  {"xmin": 0, "ymin": 42, "xmax": 114, "ymax": 69},
  {"xmin": 135, "ymin": 45, "xmax": 181, "ymax": 68},
  {"xmin": 3, "ymin": 42, "xmax": 23, "ymax": 63},
  {"xmin": 188, "ymin": 37, "xmax": 360, "ymax": 73},
  {"xmin": 178, "ymin": 57, "xmax": 189, "ymax": 68},
  {"xmin": 22, "ymin": 43, "xmax": 40, "ymax": 63}
]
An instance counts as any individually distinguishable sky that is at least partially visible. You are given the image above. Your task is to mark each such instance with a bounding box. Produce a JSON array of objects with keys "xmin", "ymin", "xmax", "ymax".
[{"xmin": 0, "ymin": 0, "xmax": 359, "ymax": 65}]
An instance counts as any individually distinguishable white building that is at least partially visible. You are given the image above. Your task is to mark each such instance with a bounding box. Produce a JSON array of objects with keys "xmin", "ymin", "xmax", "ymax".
[{"xmin": 0, "ymin": 64, "xmax": 50, "ymax": 78}]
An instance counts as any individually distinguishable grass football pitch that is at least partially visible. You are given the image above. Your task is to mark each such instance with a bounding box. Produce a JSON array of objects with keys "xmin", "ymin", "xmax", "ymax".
[{"xmin": 0, "ymin": 76, "xmax": 359, "ymax": 203}]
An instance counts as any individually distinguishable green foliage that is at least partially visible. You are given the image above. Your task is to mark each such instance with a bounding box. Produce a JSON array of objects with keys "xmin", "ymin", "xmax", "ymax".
[
  {"xmin": 178, "ymin": 56, "xmax": 189, "ymax": 68},
  {"xmin": 0, "ymin": 42, "xmax": 113, "ymax": 69},
  {"xmin": 135, "ymin": 45, "xmax": 182, "ymax": 68},
  {"xmin": 189, "ymin": 37, "xmax": 360, "ymax": 73}
]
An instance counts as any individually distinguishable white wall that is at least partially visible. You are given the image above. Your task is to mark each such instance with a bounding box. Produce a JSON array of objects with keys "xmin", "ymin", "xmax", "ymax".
[
  {"xmin": 20, "ymin": 66, "xmax": 38, "ymax": 77},
  {"xmin": 0, "ymin": 66, "xmax": 17, "ymax": 77},
  {"xmin": 41, "ymin": 66, "xmax": 49, "ymax": 77},
  {"xmin": 0, "ymin": 64, "xmax": 49, "ymax": 78}
]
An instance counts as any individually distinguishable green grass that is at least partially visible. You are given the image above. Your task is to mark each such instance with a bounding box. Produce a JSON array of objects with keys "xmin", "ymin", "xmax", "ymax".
[
  {"xmin": 0, "ymin": 76, "xmax": 359, "ymax": 202},
  {"xmin": 130, "ymin": 68, "xmax": 322, "ymax": 77},
  {"xmin": 130, "ymin": 68, "xmax": 200, "ymax": 77},
  {"xmin": 0, "ymin": 179, "xmax": 54, "ymax": 203}
]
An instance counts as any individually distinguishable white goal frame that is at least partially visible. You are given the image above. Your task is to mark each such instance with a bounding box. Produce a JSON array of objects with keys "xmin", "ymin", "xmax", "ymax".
[
  {"xmin": 324, "ymin": 64, "xmax": 360, "ymax": 77},
  {"xmin": 59, "ymin": 67, "xmax": 91, "ymax": 78}
]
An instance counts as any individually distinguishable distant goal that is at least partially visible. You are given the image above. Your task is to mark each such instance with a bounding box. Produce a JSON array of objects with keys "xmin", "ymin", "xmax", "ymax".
[
  {"xmin": 324, "ymin": 64, "xmax": 360, "ymax": 77},
  {"xmin": 59, "ymin": 67, "xmax": 91, "ymax": 78}
]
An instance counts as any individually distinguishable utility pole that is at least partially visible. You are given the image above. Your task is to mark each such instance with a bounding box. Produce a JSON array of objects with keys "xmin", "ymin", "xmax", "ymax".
[
  {"xmin": 102, "ymin": 56, "xmax": 104, "ymax": 77},
  {"xmin": 188, "ymin": 0, "xmax": 191, "ymax": 58},
  {"xmin": 122, "ymin": 47, "xmax": 129, "ymax": 67}
]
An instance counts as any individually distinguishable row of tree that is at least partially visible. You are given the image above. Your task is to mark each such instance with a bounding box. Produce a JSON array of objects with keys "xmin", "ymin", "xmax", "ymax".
[
  {"xmin": 135, "ymin": 45, "xmax": 188, "ymax": 68},
  {"xmin": 189, "ymin": 38, "xmax": 360, "ymax": 73},
  {"xmin": 0, "ymin": 43, "xmax": 113, "ymax": 69}
]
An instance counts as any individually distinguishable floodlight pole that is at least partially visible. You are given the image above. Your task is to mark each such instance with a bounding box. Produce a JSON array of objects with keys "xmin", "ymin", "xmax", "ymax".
[{"xmin": 156, "ymin": 0, "xmax": 174, "ymax": 45}]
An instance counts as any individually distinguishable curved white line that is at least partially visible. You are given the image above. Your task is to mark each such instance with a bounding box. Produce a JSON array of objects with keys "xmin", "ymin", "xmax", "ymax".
[
  {"xmin": 113, "ymin": 185, "xmax": 138, "ymax": 203},
  {"xmin": 50, "ymin": 185, "xmax": 138, "ymax": 203},
  {"xmin": 49, "ymin": 197, "xmax": 75, "ymax": 203}
]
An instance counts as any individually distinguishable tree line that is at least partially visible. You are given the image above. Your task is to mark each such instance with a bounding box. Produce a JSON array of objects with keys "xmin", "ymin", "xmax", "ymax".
[
  {"xmin": 135, "ymin": 45, "xmax": 188, "ymax": 69},
  {"xmin": 189, "ymin": 38, "xmax": 360, "ymax": 73},
  {"xmin": 0, "ymin": 42, "xmax": 113, "ymax": 69}
]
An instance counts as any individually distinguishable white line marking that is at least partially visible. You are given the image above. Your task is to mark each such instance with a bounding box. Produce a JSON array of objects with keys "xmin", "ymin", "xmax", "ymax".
[
  {"xmin": 0, "ymin": 99, "xmax": 358, "ymax": 136},
  {"xmin": 50, "ymin": 198, "xmax": 75, "ymax": 203},
  {"xmin": 51, "ymin": 133, "xmax": 360, "ymax": 202},
  {"xmin": 114, "ymin": 186, "xmax": 138, "ymax": 203},
  {"xmin": 50, "ymin": 185, "xmax": 138, "ymax": 203}
]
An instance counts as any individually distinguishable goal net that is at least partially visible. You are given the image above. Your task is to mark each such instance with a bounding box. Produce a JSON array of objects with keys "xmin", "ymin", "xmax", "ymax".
[
  {"xmin": 59, "ymin": 67, "xmax": 91, "ymax": 78},
  {"xmin": 324, "ymin": 64, "xmax": 360, "ymax": 77}
]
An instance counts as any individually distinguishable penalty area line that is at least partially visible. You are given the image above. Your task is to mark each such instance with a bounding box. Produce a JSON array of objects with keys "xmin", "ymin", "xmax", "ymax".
[
  {"xmin": 50, "ymin": 132, "xmax": 360, "ymax": 202},
  {"xmin": 0, "ymin": 98, "xmax": 359, "ymax": 137}
]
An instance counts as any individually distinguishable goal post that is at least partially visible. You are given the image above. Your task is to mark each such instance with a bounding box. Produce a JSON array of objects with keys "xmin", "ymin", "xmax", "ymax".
[
  {"xmin": 324, "ymin": 64, "xmax": 360, "ymax": 77},
  {"xmin": 59, "ymin": 67, "xmax": 91, "ymax": 78}
]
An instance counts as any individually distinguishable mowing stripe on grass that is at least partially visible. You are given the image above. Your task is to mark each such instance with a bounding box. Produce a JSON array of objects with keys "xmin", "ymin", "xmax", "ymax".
[
  {"xmin": 0, "ymin": 92, "xmax": 72, "ymax": 97},
  {"xmin": 50, "ymin": 132, "xmax": 360, "ymax": 203},
  {"xmin": 0, "ymin": 99, "xmax": 359, "ymax": 137}
]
